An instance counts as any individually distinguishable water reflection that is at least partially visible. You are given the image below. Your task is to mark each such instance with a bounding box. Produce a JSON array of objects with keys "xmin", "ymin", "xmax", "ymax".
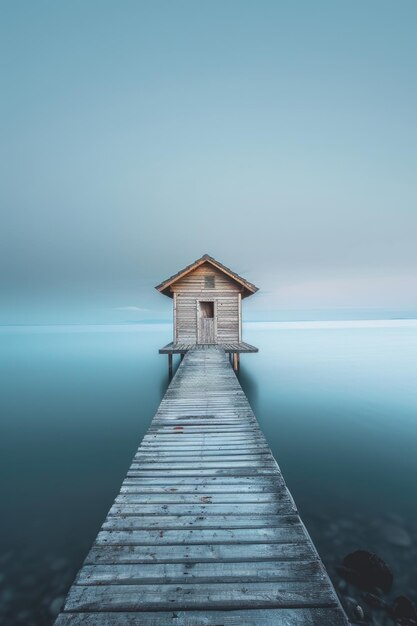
[
  {"xmin": 242, "ymin": 321, "xmax": 417, "ymax": 612},
  {"xmin": 0, "ymin": 321, "xmax": 416, "ymax": 624},
  {"xmin": 237, "ymin": 361, "xmax": 259, "ymax": 408}
]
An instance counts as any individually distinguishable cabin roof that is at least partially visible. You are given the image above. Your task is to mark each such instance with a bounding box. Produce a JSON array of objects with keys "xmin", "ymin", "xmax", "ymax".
[{"xmin": 155, "ymin": 254, "xmax": 259, "ymax": 299}]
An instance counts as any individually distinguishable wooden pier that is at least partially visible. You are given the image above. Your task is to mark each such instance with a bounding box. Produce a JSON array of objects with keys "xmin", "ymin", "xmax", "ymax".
[
  {"xmin": 160, "ymin": 341, "xmax": 258, "ymax": 376},
  {"xmin": 159, "ymin": 341, "xmax": 258, "ymax": 354},
  {"xmin": 55, "ymin": 346, "xmax": 347, "ymax": 625}
]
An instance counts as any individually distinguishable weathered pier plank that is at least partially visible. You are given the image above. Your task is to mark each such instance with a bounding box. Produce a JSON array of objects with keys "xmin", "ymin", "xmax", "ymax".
[
  {"xmin": 55, "ymin": 346, "xmax": 348, "ymax": 625},
  {"xmin": 55, "ymin": 609, "xmax": 348, "ymax": 626},
  {"xmin": 159, "ymin": 341, "xmax": 258, "ymax": 354}
]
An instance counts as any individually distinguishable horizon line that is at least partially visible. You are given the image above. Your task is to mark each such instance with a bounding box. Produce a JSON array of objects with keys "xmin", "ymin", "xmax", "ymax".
[{"xmin": 1, "ymin": 318, "xmax": 417, "ymax": 329}]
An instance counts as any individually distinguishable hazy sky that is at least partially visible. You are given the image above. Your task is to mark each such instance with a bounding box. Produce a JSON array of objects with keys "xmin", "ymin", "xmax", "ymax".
[{"xmin": 1, "ymin": 1, "xmax": 416, "ymax": 323}]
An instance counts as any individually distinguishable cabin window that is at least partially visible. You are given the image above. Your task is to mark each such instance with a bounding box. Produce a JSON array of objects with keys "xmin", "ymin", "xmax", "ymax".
[
  {"xmin": 199, "ymin": 301, "xmax": 214, "ymax": 318},
  {"xmin": 205, "ymin": 274, "xmax": 215, "ymax": 288}
]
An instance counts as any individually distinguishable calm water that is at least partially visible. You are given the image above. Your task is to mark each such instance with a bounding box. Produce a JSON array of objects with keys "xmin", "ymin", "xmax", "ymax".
[{"xmin": 1, "ymin": 321, "xmax": 416, "ymax": 624}]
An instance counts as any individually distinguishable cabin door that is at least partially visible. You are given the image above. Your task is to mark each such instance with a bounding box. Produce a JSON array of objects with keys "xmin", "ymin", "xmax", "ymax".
[{"xmin": 197, "ymin": 301, "xmax": 215, "ymax": 344}]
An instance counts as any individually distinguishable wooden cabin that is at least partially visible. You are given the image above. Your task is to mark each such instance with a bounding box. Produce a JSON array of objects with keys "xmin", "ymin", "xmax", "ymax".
[{"xmin": 156, "ymin": 254, "xmax": 258, "ymax": 372}]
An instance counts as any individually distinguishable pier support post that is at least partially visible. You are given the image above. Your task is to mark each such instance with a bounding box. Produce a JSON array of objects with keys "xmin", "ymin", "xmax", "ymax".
[
  {"xmin": 232, "ymin": 352, "xmax": 239, "ymax": 372},
  {"xmin": 168, "ymin": 353, "xmax": 173, "ymax": 379}
]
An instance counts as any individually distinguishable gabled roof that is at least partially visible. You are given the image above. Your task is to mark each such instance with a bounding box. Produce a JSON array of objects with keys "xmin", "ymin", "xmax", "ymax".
[{"xmin": 155, "ymin": 254, "xmax": 259, "ymax": 299}]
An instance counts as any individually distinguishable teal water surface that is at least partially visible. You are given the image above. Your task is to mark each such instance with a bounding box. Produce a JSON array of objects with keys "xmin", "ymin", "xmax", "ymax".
[{"xmin": 0, "ymin": 322, "xmax": 416, "ymax": 624}]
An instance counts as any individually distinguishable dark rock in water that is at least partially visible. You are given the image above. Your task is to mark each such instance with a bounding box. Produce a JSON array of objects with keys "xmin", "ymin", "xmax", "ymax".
[
  {"xmin": 338, "ymin": 519, "xmax": 356, "ymax": 531},
  {"xmin": 362, "ymin": 592, "xmax": 388, "ymax": 609},
  {"xmin": 384, "ymin": 512, "xmax": 405, "ymax": 525},
  {"xmin": 0, "ymin": 552, "xmax": 13, "ymax": 566},
  {"xmin": 15, "ymin": 609, "xmax": 31, "ymax": 623},
  {"xmin": 0, "ymin": 587, "xmax": 14, "ymax": 605},
  {"xmin": 342, "ymin": 596, "xmax": 372, "ymax": 624},
  {"xmin": 20, "ymin": 574, "xmax": 36, "ymax": 588},
  {"xmin": 379, "ymin": 523, "xmax": 412, "ymax": 548},
  {"xmin": 49, "ymin": 557, "xmax": 69, "ymax": 573},
  {"xmin": 353, "ymin": 604, "xmax": 365, "ymax": 620},
  {"xmin": 337, "ymin": 550, "xmax": 393, "ymax": 593},
  {"xmin": 337, "ymin": 578, "xmax": 348, "ymax": 594},
  {"xmin": 389, "ymin": 595, "xmax": 417, "ymax": 624},
  {"xmin": 49, "ymin": 596, "xmax": 65, "ymax": 617},
  {"xmin": 342, "ymin": 596, "xmax": 364, "ymax": 621}
]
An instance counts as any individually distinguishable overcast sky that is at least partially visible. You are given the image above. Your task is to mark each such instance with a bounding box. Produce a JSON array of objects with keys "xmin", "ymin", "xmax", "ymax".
[{"xmin": 1, "ymin": 1, "xmax": 416, "ymax": 323}]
